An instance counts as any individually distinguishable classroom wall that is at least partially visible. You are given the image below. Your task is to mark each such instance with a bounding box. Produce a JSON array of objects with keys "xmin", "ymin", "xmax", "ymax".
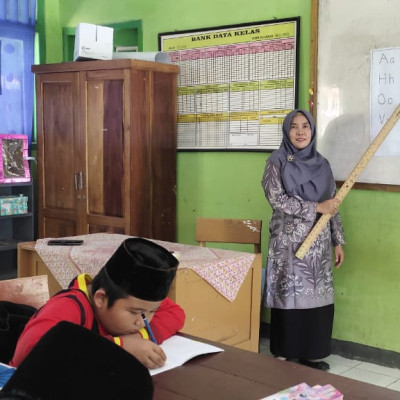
[{"xmin": 40, "ymin": 0, "xmax": 400, "ymax": 355}]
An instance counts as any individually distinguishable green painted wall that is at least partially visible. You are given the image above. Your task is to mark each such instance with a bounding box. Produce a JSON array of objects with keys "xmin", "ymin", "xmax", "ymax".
[
  {"xmin": 40, "ymin": 0, "xmax": 63, "ymax": 62},
  {"xmin": 40, "ymin": 0, "xmax": 400, "ymax": 354}
]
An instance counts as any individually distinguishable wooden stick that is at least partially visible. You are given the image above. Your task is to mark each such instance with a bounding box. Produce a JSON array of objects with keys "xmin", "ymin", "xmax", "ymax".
[{"xmin": 295, "ymin": 103, "xmax": 400, "ymax": 259}]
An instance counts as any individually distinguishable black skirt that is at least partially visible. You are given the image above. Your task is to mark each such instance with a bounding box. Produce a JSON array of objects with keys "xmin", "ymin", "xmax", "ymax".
[{"xmin": 269, "ymin": 304, "xmax": 334, "ymax": 360}]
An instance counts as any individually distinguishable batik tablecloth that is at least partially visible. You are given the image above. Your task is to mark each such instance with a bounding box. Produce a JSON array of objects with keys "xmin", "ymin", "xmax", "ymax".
[{"xmin": 34, "ymin": 233, "xmax": 256, "ymax": 302}]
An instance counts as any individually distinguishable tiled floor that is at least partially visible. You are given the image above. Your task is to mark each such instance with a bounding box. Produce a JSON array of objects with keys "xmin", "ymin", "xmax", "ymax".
[{"xmin": 259, "ymin": 337, "xmax": 400, "ymax": 393}]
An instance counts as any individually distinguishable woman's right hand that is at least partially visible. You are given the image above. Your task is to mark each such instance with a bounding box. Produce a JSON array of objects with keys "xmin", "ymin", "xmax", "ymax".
[{"xmin": 316, "ymin": 198, "xmax": 341, "ymax": 215}]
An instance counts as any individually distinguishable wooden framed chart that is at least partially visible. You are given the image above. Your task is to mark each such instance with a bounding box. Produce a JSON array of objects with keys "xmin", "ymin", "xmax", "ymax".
[{"xmin": 159, "ymin": 18, "xmax": 299, "ymax": 151}]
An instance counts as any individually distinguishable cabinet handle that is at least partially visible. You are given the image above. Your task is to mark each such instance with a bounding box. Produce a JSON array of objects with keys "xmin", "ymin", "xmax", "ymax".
[
  {"xmin": 74, "ymin": 172, "xmax": 78, "ymax": 190},
  {"xmin": 79, "ymin": 171, "xmax": 85, "ymax": 190}
]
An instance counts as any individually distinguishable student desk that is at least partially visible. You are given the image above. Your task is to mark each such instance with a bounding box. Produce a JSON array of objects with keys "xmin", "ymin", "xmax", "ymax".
[
  {"xmin": 17, "ymin": 233, "xmax": 261, "ymax": 352},
  {"xmin": 152, "ymin": 339, "xmax": 399, "ymax": 400}
]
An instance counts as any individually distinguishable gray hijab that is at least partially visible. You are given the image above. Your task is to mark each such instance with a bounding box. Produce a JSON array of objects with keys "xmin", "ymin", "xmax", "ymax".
[{"xmin": 268, "ymin": 109, "xmax": 334, "ymax": 202}]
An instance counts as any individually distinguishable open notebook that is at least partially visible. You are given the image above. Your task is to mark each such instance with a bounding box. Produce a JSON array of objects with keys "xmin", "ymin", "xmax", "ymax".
[{"xmin": 149, "ymin": 335, "xmax": 223, "ymax": 376}]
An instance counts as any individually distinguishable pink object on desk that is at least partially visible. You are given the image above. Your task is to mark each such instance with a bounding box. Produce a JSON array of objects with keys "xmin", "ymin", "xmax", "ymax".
[
  {"xmin": 35, "ymin": 233, "xmax": 255, "ymax": 302},
  {"xmin": 262, "ymin": 382, "xmax": 343, "ymax": 399}
]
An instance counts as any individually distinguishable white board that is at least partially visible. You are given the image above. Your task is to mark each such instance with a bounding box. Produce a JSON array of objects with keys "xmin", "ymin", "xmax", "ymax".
[{"xmin": 316, "ymin": 0, "xmax": 400, "ymax": 185}]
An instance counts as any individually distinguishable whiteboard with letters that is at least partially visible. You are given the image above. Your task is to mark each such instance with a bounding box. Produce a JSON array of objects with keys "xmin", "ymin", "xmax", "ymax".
[
  {"xmin": 315, "ymin": 0, "xmax": 400, "ymax": 186},
  {"xmin": 370, "ymin": 47, "xmax": 400, "ymax": 158}
]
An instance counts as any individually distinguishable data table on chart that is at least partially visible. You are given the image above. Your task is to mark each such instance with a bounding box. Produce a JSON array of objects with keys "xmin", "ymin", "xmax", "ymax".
[{"xmin": 160, "ymin": 18, "xmax": 299, "ymax": 150}]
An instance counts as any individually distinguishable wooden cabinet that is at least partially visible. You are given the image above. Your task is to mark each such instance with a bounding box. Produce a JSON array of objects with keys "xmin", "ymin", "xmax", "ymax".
[{"xmin": 32, "ymin": 59, "xmax": 178, "ymax": 241}]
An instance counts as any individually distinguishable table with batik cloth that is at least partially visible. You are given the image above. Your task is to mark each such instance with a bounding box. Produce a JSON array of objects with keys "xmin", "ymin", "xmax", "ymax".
[{"xmin": 17, "ymin": 233, "xmax": 262, "ymax": 352}]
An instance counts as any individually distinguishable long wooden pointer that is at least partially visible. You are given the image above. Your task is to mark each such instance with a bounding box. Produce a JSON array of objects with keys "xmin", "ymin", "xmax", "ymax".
[{"xmin": 295, "ymin": 103, "xmax": 400, "ymax": 260}]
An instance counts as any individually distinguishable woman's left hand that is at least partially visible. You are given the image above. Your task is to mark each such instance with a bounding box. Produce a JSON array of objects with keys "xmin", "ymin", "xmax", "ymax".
[{"xmin": 334, "ymin": 245, "xmax": 344, "ymax": 268}]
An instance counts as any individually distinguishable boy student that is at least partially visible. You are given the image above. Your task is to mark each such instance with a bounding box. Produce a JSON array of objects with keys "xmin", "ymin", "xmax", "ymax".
[{"xmin": 10, "ymin": 237, "xmax": 186, "ymax": 369}]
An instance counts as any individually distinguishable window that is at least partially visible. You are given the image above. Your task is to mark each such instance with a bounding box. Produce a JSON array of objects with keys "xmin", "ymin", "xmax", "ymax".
[{"xmin": 0, "ymin": 0, "xmax": 36, "ymax": 144}]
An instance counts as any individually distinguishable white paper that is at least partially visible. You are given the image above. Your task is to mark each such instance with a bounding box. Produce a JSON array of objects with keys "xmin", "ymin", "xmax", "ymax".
[{"xmin": 149, "ymin": 335, "xmax": 223, "ymax": 376}]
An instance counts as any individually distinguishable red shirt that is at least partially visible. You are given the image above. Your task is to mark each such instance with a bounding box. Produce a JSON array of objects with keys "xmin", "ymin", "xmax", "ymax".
[{"xmin": 10, "ymin": 274, "xmax": 185, "ymax": 367}]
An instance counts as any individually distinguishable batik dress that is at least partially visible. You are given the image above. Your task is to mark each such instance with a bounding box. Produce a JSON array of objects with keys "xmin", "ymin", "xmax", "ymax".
[{"xmin": 262, "ymin": 158, "xmax": 345, "ymax": 359}]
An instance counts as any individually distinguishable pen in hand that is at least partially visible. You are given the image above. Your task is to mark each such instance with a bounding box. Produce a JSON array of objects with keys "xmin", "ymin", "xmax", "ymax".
[{"xmin": 141, "ymin": 312, "xmax": 157, "ymax": 344}]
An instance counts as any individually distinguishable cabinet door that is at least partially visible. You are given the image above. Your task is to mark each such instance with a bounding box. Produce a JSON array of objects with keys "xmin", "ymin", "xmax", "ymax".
[
  {"xmin": 130, "ymin": 68, "xmax": 177, "ymax": 241},
  {"xmin": 149, "ymin": 70, "xmax": 177, "ymax": 241},
  {"xmin": 83, "ymin": 69, "xmax": 129, "ymax": 234},
  {"xmin": 36, "ymin": 72, "xmax": 83, "ymax": 238}
]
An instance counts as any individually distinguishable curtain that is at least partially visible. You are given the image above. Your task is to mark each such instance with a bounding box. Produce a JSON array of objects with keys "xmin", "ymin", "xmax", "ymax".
[{"xmin": 0, "ymin": 0, "xmax": 36, "ymax": 144}]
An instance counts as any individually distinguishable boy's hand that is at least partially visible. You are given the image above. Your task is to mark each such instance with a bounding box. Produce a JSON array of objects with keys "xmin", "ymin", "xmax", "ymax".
[{"xmin": 121, "ymin": 333, "xmax": 166, "ymax": 369}]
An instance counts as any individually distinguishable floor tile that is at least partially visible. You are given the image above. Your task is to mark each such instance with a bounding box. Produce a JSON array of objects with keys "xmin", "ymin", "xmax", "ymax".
[
  {"xmin": 259, "ymin": 344, "xmax": 272, "ymax": 356},
  {"xmin": 325, "ymin": 359, "xmax": 354, "ymax": 375},
  {"xmin": 356, "ymin": 361, "xmax": 400, "ymax": 379},
  {"xmin": 387, "ymin": 379, "xmax": 400, "ymax": 392},
  {"xmin": 259, "ymin": 337, "xmax": 270, "ymax": 346},
  {"xmin": 340, "ymin": 367, "xmax": 399, "ymax": 388},
  {"xmin": 325, "ymin": 354, "xmax": 362, "ymax": 368}
]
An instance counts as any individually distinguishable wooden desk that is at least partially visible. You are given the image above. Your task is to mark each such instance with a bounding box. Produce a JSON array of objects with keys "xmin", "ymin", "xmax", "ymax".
[
  {"xmin": 18, "ymin": 242, "xmax": 62, "ymax": 296},
  {"xmin": 17, "ymin": 235, "xmax": 261, "ymax": 353},
  {"xmin": 153, "ymin": 340, "xmax": 399, "ymax": 400}
]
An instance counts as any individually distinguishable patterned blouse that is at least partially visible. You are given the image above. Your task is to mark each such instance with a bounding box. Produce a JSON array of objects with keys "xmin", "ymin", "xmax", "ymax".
[{"xmin": 262, "ymin": 160, "xmax": 345, "ymax": 310}]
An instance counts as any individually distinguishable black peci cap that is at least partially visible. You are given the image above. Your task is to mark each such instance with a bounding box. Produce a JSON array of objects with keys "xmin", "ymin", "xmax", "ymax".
[{"xmin": 105, "ymin": 237, "xmax": 179, "ymax": 301}]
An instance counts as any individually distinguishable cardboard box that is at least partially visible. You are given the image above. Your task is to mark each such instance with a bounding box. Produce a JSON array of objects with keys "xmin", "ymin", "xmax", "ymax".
[{"xmin": 74, "ymin": 23, "xmax": 113, "ymax": 61}]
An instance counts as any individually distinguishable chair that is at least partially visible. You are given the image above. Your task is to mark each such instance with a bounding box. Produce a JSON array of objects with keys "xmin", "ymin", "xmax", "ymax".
[
  {"xmin": 0, "ymin": 275, "xmax": 50, "ymax": 364},
  {"xmin": 195, "ymin": 218, "xmax": 262, "ymax": 253},
  {"xmin": 0, "ymin": 275, "xmax": 50, "ymax": 309}
]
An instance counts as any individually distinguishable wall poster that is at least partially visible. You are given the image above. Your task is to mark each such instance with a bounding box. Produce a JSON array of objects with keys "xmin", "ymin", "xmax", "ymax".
[
  {"xmin": 0, "ymin": 134, "xmax": 31, "ymax": 183},
  {"xmin": 370, "ymin": 47, "xmax": 400, "ymax": 157},
  {"xmin": 159, "ymin": 18, "xmax": 299, "ymax": 151}
]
